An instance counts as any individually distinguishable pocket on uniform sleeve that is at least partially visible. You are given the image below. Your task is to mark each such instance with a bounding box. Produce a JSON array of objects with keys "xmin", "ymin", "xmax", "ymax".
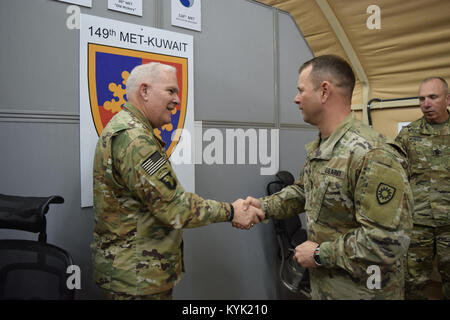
[{"xmin": 358, "ymin": 161, "xmax": 404, "ymax": 230}]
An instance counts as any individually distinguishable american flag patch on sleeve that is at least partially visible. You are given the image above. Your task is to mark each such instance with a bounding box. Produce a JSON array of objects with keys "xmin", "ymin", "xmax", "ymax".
[{"xmin": 141, "ymin": 151, "xmax": 166, "ymax": 176}]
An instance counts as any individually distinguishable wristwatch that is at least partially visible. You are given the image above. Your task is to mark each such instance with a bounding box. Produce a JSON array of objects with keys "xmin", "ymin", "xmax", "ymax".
[{"xmin": 313, "ymin": 245, "xmax": 322, "ymax": 266}]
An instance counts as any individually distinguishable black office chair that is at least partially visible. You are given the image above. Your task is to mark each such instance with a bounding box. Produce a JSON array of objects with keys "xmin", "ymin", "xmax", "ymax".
[
  {"xmin": 0, "ymin": 194, "xmax": 75, "ymax": 300},
  {"xmin": 267, "ymin": 171, "xmax": 311, "ymax": 298}
]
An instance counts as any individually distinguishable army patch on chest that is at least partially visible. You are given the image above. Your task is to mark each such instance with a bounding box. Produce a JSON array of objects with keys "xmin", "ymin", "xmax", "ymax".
[
  {"xmin": 142, "ymin": 151, "xmax": 166, "ymax": 176},
  {"xmin": 323, "ymin": 167, "xmax": 343, "ymax": 178},
  {"xmin": 376, "ymin": 183, "xmax": 396, "ymax": 205}
]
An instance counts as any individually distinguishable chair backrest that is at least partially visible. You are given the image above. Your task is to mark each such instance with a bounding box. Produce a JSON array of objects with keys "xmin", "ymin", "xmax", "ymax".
[
  {"xmin": 0, "ymin": 194, "xmax": 75, "ymax": 300},
  {"xmin": 0, "ymin": 194, "xmax": 64, "ymax": 243},
  {"xmin": 266, "ymin": 171, "xmax": 305, "ymax": 246},
  {"xmin": 0, "ymin": 240, "xmax": 75, "ymax": 300},
  {"xmin": 266, "ymin": 171, "xmax": 311, "ymax": 297}
]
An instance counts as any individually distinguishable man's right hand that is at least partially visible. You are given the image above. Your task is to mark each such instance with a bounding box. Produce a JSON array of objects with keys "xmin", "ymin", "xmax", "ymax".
[{"xmin": 231, "ymin": 197, "xmax": 264, "ymax": 230}]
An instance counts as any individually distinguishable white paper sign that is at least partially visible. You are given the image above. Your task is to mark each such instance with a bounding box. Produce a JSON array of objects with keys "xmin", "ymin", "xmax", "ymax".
[
  {"xmin": 108, "ymin": 0, "xmax": 142, "ymax": 16},
  {"xmin": 398, "ymin": 122, "xmax": 411, "ymax": 133},
  {"xmin": 54, "ymin": 0, "xmax": 92, "ymax": 7},
  {"xmin": 171, "ymin": 0, "xmax": 201, "ymax": 32},
  {"xmin": 80, "ymin": 14, "xmax": 195, "ymax": 207}
]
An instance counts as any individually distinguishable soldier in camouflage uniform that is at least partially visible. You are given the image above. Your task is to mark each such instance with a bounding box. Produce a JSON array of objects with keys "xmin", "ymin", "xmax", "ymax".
[
  {"xmin": 92, "ymin": 62, "xmax": 264, "ymax": 300},
  {"xmin": 243, "ymin": 55, "xmax": 413, "ymax": 299},
  {"xmin": 395, "ymin": 77, "xmax": 450, "ymax": 299}
]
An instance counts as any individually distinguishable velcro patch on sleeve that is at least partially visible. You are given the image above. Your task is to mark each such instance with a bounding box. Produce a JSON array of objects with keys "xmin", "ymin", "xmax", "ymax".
[
  {"xmin": 141, "ymin": 151, "xmax": 166, "ymax": 176},
  {"xmin": 360, "ymin": 161, "xmax": 404, "ymax": 229}
]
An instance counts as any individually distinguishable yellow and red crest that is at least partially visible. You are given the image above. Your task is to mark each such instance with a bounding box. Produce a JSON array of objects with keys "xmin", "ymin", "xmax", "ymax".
[{"xmin": 88, "ymin": 43, "xmax": 188, "ymax": 157}]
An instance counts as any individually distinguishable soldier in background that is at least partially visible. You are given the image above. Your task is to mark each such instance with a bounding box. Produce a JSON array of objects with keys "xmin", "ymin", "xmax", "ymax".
[
  {"xmin": 395, "ymin": 77, "xmax": 450, "ymax": 299},
  {"xmin": 92, "ymin": 62, "xmax": 264, "ymax": 300},
  {"xmin": 242, "ymin": 55, "xmax": 413, "ymax": 299}
]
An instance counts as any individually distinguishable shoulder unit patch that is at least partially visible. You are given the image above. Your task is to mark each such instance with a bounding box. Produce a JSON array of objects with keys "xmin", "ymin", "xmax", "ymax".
[{"xmin": 376, "ymin": 183, "xmax": 396, "ymax": 205}]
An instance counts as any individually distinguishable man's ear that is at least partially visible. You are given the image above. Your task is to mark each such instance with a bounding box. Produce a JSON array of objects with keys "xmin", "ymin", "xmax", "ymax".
[
  {"xmin": 320, "ymin": 81, "xmax": 330, "ymax": 103},
  {"xmin": 139, "ymin": 83, "xmax": 150, "ymax": 101}
]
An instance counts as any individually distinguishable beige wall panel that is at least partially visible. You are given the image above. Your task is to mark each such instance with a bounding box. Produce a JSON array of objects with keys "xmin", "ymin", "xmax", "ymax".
[
  {"xmin": 370, "ymin": 107, "xmax": 422, "ymax": 139},
  {"xmin": 353, "ymin": 107, "xmax": 426, "ymax": 139}
]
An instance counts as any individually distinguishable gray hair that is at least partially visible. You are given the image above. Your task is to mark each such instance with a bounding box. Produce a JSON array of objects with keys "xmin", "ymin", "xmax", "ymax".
[{"xmin": 126, "ymin": 62, "xmax": 176, "ymax": 100}]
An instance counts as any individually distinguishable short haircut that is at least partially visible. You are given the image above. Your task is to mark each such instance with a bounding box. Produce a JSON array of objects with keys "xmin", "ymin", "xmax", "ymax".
[
  {"xmin": 299, "ymin": 55, "xmax": 356, "ymax": 100},
  {"xmin": 421, "ymin": 76, "xmax": 449, "ymax": 94},
  {"xmin": 126, "ymin": 62, "xmax": 176, "ymax": 100}
]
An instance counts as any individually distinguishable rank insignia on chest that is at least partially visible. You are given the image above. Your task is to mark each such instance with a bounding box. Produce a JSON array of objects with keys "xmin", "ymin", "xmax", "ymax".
[
  {"xmin": 376, "ymin": 183, "xmax": 396, "ymax": 205},
  {"xmin": 433, "ymin": 149, "xmax": 442, "ymax": 156},
  {"xmin": 142, "ymin": 151, "xmax": 166, "ymax": 176},
  {"xmin": 408, "ymin": 136, "xmax": 422, "ymax": 142}
]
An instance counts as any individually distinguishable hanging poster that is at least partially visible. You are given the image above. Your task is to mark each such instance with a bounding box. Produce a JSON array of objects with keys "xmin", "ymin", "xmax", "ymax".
[
  {"xmin": 80, "ymin": 14, "xmax": 194, "ymax": 207},
  {"xmin": 54, "ymin": 0, "xmax": 92, "ymax": 7},
  {"xmin": 108, "ymin": 0, "xmax": 143, "ymax": 16},
  {"xmin": 171, "ymin": 0, "xmax": 202, "ymax": 32}
]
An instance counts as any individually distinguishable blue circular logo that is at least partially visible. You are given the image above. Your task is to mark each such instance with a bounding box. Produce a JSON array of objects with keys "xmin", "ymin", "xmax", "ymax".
[{"xmin": 179, "ymin": 0, "xmax": 194, "ymax": 8}]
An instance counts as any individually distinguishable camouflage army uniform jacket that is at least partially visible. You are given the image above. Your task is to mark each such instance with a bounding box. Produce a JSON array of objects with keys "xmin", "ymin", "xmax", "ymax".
[
  {"xmin": 92, "ymin": 103, "xmax": 232, "ymax": 295},
  {"xmin": 395, "ymin": 113, "xmax": 450, "ymax": 227},
  {"xmin": 260, "ymin": 115, "xmax": 413, "ymax": 299}
]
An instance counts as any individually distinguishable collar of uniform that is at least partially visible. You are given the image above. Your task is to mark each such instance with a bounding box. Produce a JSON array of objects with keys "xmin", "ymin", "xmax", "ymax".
[
  {"xmin": 419, "ymin": 110, "xmax": 450, "ymax": 135},
  {"xmin": 305, "ymin": 113, "xmax": 354, "ymax": 160},
  {"xmin": 122, "ymin": 102, "xmax": 166, "ymax": 148}
]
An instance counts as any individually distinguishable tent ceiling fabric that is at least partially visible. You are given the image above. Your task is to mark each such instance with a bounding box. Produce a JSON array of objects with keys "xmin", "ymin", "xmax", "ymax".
[{"xmin": 257, "ymin": 0, "xmax": 450, "ymax": 106}]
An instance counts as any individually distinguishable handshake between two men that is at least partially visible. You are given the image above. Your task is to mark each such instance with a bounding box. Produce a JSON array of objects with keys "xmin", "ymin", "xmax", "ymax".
[
  {"xmin": 230, "ymin": 196, "xmax": 264, "ymax": 230},
  {"xmin": 230, "ymin": 196, "xmax": 319, "ymax": 269}
]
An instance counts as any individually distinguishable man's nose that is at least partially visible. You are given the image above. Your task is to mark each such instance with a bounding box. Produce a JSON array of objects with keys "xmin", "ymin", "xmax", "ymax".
[
  {"xmin": 174, "ymin": 94, "xmax": 181, "ymax": 105},
  {"xmin": 422, "ymin": 97, "xmax": 432, "ymax": 107}
]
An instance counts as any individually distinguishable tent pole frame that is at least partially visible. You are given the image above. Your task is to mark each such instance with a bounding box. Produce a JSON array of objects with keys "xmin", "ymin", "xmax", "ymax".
[{"xmin": 316, "ymin": 0, "xmax": 370, "ymax": 125}]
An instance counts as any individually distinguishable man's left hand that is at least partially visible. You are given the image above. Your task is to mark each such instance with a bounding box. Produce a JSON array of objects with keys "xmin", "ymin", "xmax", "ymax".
[{"xmin": 294, "ymin": 240, "xmax": 319, "ymax": 268}]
